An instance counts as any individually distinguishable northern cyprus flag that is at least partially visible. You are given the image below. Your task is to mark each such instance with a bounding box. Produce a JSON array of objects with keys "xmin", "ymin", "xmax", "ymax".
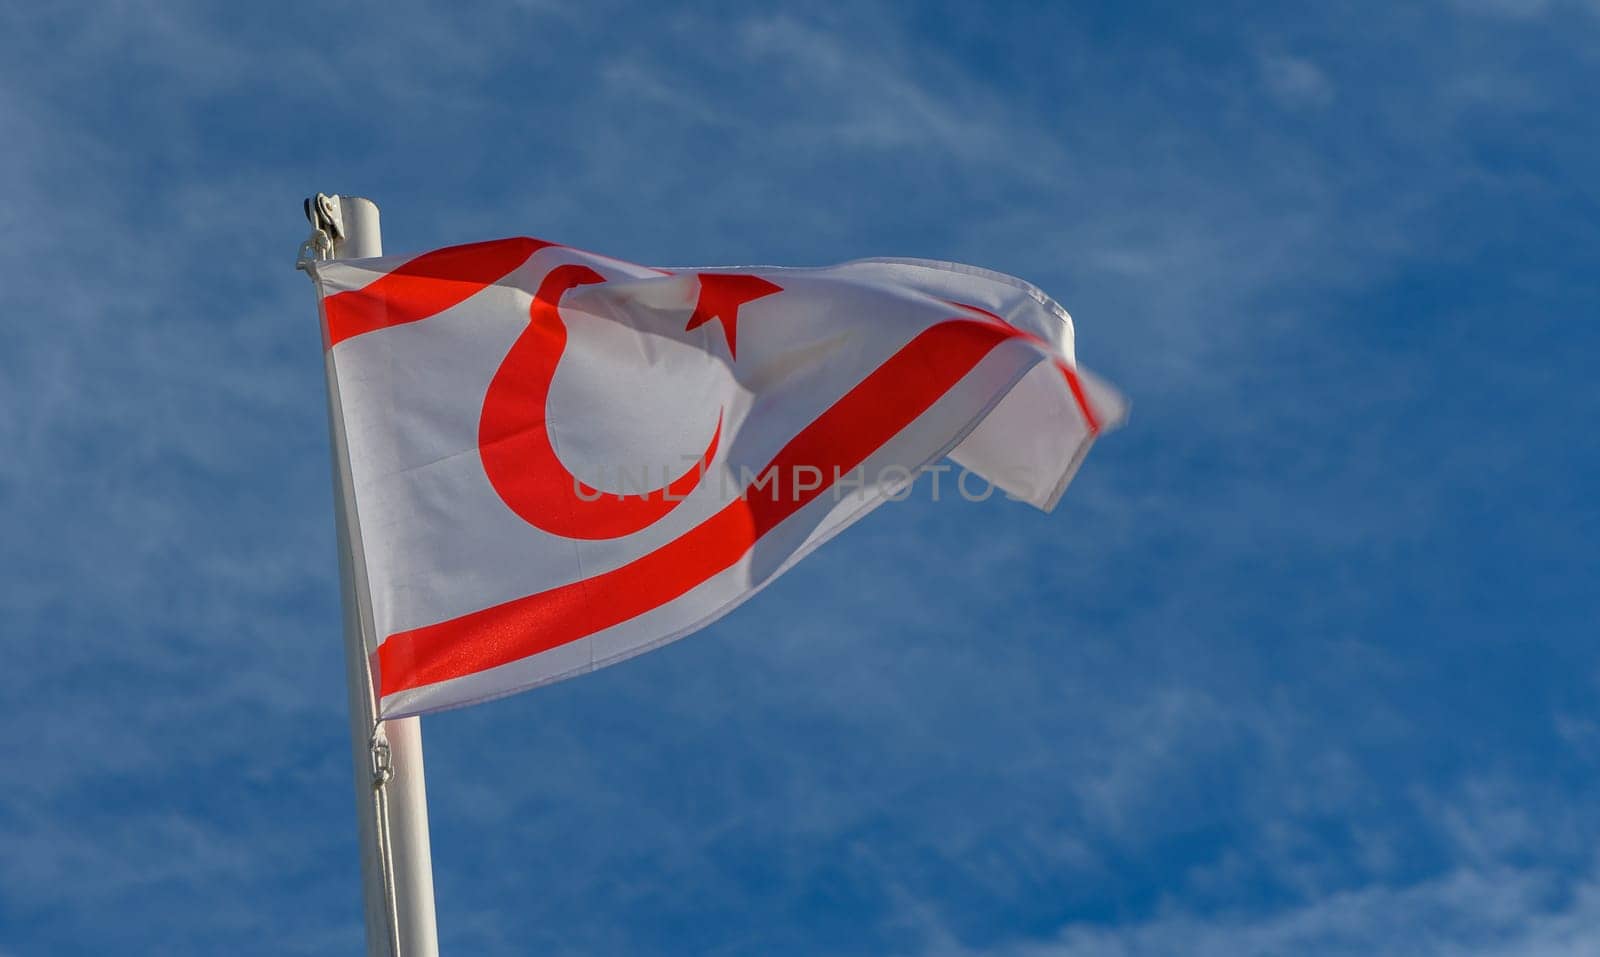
[{"xmin": 309, "ymin": 238, "xmax": 1124, "ymax": 717}]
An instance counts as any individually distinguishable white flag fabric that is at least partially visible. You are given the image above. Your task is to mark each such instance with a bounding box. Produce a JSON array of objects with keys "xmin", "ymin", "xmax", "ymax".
[{"xmin": 309, "ymin": 238, "xmax": 1125, "ymax": 717}]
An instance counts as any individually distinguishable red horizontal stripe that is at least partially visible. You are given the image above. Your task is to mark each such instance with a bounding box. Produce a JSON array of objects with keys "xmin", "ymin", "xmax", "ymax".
[
  {"xmin": 323, "ymin": 237, "xmax": 554, "ymax": 348},
  {"xmin": 945, "ymin": 301, "xmax": 1100, "ymax": 435},
  {"xmin": 1059, "ymin": 365, "xmax": 1101, "ymax": 436},
  {"xmin": 376, "ymin": 317, "xmax": 1036, "ymax": 699}
]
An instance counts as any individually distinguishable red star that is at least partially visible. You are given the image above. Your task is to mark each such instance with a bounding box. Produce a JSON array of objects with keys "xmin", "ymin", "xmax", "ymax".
[{"xmin": 684, "ymin": 273, "xmax": 783, "ymax": 359}]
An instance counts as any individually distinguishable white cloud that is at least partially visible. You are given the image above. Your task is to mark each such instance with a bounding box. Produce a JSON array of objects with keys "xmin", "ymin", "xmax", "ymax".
[
  {"xmin": 1451, "ymin": 0, "xmax": 1555, "ymax": 19},
  {"xmin": 1259, "ymin": 54, "xmax": 1335, "ymax": 109},
  {"xmin": 978, "ymin": 865, "xmax": 1600, "ymax": 957},
  {"xmin": 899, "ymin": 772, "xmax": 1600, "ymax": 957}
]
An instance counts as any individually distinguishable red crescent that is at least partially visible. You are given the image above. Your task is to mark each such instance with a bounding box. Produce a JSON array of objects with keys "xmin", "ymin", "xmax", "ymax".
[{"xmin": 478, "ymin": 264, "xmax": 723, "ymax": 540}]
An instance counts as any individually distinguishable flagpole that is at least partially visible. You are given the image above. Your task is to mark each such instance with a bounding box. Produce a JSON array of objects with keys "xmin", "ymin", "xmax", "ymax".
[{"xmin": 309, "ymin": 195, "xmax": 440, "ymax": 957}]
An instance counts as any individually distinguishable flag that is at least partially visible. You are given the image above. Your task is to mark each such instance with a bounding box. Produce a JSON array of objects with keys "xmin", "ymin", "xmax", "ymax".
[{"xmin": 308, "ymin": 238, "xmax": 1125, "ymax": 717}]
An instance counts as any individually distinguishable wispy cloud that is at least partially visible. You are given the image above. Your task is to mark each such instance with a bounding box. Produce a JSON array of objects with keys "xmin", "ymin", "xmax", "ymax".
[{"xmin": 1259, "ymin": 54, "xmax": 1335, "ymax": 110}]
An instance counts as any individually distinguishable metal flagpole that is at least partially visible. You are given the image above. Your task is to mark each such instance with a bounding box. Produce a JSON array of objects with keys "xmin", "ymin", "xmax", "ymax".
[{"xmin": 301, "ymin": 194, "xmax": 440, "ymax": 957}]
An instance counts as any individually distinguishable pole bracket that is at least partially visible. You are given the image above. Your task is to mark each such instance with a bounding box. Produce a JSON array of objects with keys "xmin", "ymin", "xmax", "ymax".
[{"xmin": 296, "ymin": 192, "xmax": 345, "ymax": 271}]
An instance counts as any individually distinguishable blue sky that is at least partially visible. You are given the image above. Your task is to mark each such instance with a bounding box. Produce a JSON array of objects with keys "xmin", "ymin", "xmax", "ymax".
[{"xmin": 3, "ymin": 1, "xmax": 1598, "ymax": 954}]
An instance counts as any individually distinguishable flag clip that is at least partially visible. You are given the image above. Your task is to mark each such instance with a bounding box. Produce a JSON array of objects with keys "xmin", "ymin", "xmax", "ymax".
[{"xmin": 369, "ymin": 734, "xmax": 394, "ymax": 789}]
